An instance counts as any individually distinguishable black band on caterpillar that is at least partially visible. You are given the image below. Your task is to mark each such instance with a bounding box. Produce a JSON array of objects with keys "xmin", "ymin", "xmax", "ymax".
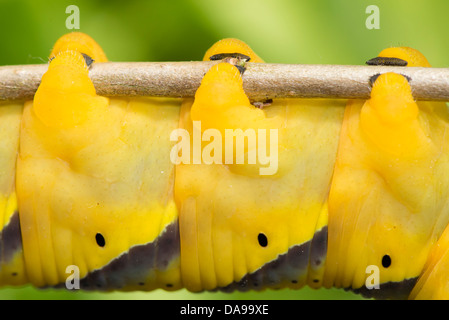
[
  {"xmin": 366, "ymin": 56, "xmax": 408, "ymax": 66},
  {"xmin": 216, "ymin": 227, "xmax": 328, "ymax": 292},
  {"xmin": 0, "ymin": 211, "xmax": 23, "ymax": 265}
]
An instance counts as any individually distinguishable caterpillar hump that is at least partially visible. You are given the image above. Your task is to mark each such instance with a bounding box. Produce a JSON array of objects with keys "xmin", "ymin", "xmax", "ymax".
[
  {"xmin": 2, "ymin": 34, "xmax": 449, "ymax": 300},
  {"xmin": 16, "ymin": 32, "xmax": 182, "ymax": 290},
  {"xmin": 324, "ymin": 47, "xmax": 449, "ymax": 299},
  {"xmin": 176, "ymin": 38, "xmax": 345, "ymax": 292}
]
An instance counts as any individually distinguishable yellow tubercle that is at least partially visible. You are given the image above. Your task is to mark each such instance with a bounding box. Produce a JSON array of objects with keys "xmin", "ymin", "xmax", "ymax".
[
  {"xmin": 369, "ymin": 73, "xmax": 417, "ymax": 125},
  {"xmin": 377, "ymin": 47, "xmax": 431, "ymax": 67},
  {"xmin": 203, "ymin": 38, "xmax": 264, "ymax": 63},
  {"xmin": 191, "ymin": 62, "xmax": 277, "ymax": 133},
  {"xmin": 360, "ymin": 73, "xmax": 431, "ymax": 157},
  {"xmin": 33, "ymin": 50, "xmax": 107, "ymax": 129},
  {"xmin": 49, "ymin": 32, "xmax": 108, "ymax": 62}
]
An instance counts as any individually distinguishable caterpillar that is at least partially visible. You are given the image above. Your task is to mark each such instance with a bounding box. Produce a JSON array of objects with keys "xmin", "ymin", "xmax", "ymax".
[{"xmin": 1, "ymin": 32, "xmax": 448, "ymax": 300}]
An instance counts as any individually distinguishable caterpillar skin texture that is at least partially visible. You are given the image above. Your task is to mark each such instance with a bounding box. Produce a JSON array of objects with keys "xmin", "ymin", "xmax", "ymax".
[
  {"xmin": 325, "ymin": 48, "xmax": 449, "ymax": 300},
  {"xmin": 1, "ymin": 33, "xmax": 449, "ymax": 300},
  {"xmin": 16, "ymin": 33, "xmax": 182, "ymax": 291},
  {"xmin": 177, "ymin": 39, "xmax": 342, "ymax": 292}
]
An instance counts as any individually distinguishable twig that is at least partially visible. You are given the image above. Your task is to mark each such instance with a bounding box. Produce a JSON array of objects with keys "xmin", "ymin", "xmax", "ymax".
[{"xmin": 0, "ymin": 61, "xmax": 448, "ymax": 101}]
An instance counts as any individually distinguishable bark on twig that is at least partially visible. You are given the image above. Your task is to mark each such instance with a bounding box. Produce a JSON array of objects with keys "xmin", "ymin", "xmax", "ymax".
[{"xmin": 0, "ymin": 61, "xmax": 448, "ymax": 101}]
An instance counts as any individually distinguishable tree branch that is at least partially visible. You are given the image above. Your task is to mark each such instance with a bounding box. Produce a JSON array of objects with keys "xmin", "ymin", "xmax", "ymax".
[{"xmin": 1, "ymin": 61, "xmax": 448, "ymax": 102}]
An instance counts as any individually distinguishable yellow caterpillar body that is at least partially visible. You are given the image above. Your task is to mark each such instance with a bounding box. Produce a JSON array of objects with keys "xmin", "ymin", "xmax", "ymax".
[{"xmin": 1, "ymin": 32, "xmax": 448, "ymax": 299}]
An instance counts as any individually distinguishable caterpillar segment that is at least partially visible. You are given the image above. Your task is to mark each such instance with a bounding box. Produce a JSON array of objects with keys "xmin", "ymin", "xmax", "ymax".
[
  {"xmin": 15, "ymin": 32, "xmax": 182, "ymax": 291},
  {"xmin": 409, "ymin": 219, "xmax": 449, "ymax": 300},
  {"xmin": 0, "ymin": 101, "xmax": 26, "ymax": 286},
  {"xmin": 175, "ymin": 38, "xmax": 346, "ymax": 292},
  {"xmin": 2, "ymin": 32, "xmax": 449, "ymax": 300},
  {"xmin": 323, "ymin": 47, "xmax": 449, "ymax": 299}
]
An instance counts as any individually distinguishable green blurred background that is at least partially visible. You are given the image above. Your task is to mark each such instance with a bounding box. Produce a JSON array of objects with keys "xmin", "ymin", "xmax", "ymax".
[{"xmin": 0, "ymin": 0, "xmax": 448, "ymax": 300}]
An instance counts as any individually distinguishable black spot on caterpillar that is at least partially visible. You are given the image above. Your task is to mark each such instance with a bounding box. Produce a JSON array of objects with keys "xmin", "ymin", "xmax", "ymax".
[
  {"xmin": 258, "ymin": 233, "xmax": 268, "ymax": 247},
  {"xmin": 95, "ymin": 233, "xmax": 106, "ymax": 247},
  {"xmin": 382, "ymin": 255, "xmax": 392, "ymax": 268},
  {"xmin": 3, "ymin": 33, "xmax": 449, "ymax": 301}
]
